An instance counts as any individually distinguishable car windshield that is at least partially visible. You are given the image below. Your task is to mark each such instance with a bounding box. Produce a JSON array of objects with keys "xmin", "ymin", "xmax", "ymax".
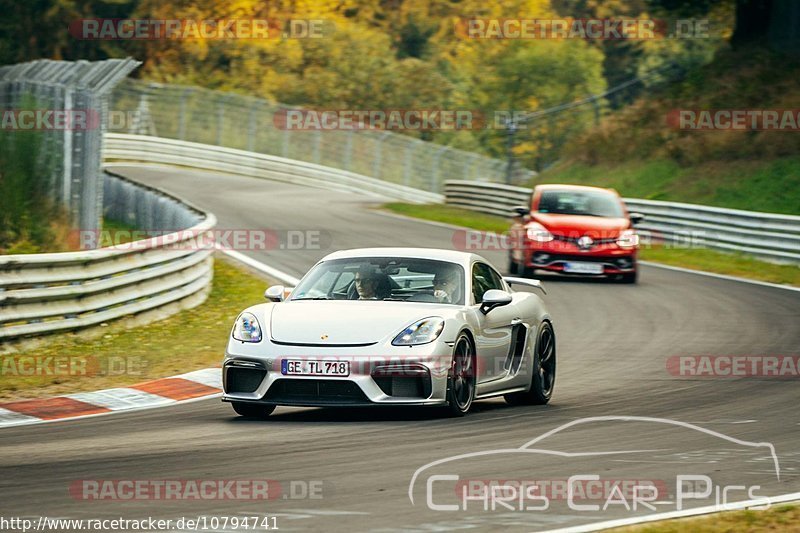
[
  {"xmin": 537, "ymin": 189, "xmax": 624, "ymax": 218},
  {"xmin": 289, "ymin": 257, "xmax": 465, "ymax": 305}
]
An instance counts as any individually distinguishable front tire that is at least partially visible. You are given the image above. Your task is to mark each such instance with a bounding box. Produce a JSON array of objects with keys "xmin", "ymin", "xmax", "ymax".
[
  {"xmin": 619, "ymin": 270, "xmax": 638, "ymax": 284},
  {"xmin": 231, "ymin": 402, "xmax": 276, "ymax": 418},
  {"xmin": 444, "ymin": 333, "xmax": 475, "ymax": 417},
  {"xmin": 505, "ymin": 321, "xmax": 556, "ymax": 406}
]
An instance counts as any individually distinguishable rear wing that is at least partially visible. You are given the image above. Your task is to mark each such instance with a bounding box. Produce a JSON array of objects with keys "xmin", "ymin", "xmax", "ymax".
[{"xmin": 503, "ymin": 276, "xmax": 546, "ymax": 295}]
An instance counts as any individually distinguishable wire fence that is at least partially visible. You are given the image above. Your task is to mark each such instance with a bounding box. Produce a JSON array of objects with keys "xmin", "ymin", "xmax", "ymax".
[
  {"xmin": 109, "ymin": 80, "xmax": 537, "ymax": 192},
  {"xmin": 0, "ymin": 59, "xmax": 140, "ymax": 233}
]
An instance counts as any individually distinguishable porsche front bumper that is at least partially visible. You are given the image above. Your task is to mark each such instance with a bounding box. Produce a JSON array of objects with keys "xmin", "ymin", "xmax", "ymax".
[{"xmin": 222, "ymin": 341, "xmax": 453, "ymax": 407}]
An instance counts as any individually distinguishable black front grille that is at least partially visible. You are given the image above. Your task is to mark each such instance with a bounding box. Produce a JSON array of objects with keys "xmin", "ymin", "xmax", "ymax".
[
  {"xmin": 264, "ymin": 379, "xmax": 370, "ymax": 405},
  {"xmin": 531, "ymin": 252, "xmax": 635, "ymax": 270},
  {"xmin": 373, "ymin": 376, "xmax": 431, "ymax": 398},
  {"xmin": 226, "ymin": 367, "xmax": 267, "ymax": 393},
  {"xmin": 533, "ymin": 252, "xmax": 616, "ymax": 264},
  {"xmin": 552, "ymin": 235, "xmax": 617, "ymax": 247}
]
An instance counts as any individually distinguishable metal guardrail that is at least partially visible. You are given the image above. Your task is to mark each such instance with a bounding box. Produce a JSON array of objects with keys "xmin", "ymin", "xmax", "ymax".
[
  {"xmin": 0, "ymin": 172, "xmax": 216, "ymax": 341},
  {"xmin": 444, "ymin": 180, "xmax": 532, "ymax": 217},
  {"xmin": 103, "ymin": 133, "xmax": 445, "ymax": 204},
  {"xmin": 444, "ymin": 181, "xmax": 800, "ymax": 264}
]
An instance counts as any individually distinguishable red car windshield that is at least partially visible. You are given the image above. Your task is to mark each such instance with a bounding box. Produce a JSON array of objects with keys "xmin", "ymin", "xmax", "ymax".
[{"xmin": 536, "ymin": 190, "xmax": 624, "ymax": 218}]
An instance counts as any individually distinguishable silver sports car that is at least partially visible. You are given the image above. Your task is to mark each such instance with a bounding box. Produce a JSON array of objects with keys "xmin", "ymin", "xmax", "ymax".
[{"xmin": 222, "ymin": 248, "xmax": 555, "ymax": 417}]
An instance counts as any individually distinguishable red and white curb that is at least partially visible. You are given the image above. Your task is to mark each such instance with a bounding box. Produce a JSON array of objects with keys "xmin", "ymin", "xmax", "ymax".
[{"xmin": 0, "ymin": 368, "xmax": 221, "ymax": 429}]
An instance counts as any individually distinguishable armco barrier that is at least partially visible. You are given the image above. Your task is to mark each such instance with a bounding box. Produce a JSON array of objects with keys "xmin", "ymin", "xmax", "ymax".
[
  {"xmin": 444, "ymin": 180, "xmax": 800, "ymax": 264},
  {"xmin": 103, "ymin": 133, "xmax": 444, "ymax": 204},
  {"xmin": 444, "ymin": 180, "xmax": 532, "ymax": 217},
  {"xmin": 0, "ymin": 172, "xmax": 216, "ymax": 342}
]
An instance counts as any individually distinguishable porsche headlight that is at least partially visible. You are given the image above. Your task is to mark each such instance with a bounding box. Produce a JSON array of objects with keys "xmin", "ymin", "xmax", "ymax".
[
  {"xmin": 616, "ymin": 229, "xmax": 640, "ymax": 248},
  {"xmin": 392, "ymin": 317, "xmax": 445, "ymax": 346},
  {"xmin": 232, "ymin": 312, "xmax": 262, "ymax": 342},
  {"xmin": 526, "ymin": 223, "xmax": 554, "ymax": 243}
]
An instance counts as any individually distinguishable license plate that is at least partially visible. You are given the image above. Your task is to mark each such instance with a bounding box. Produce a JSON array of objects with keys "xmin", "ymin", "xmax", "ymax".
[
  {"xmin": 281, "ymin": 359, "xmax": 350, "ymax": 377},
  {"xmin": 563, "ymin": 262, "xmax": 604, "ymax": 274}
]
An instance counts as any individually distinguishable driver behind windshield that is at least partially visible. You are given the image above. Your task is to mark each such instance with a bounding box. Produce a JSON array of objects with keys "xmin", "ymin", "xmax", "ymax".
[
  {"xmin": 354, "ymin": 268, "xmax": 379, "ymax": 300},
  {"xmin": 433, "ymin": 269, "xmax": 458, "ymax": 303}
]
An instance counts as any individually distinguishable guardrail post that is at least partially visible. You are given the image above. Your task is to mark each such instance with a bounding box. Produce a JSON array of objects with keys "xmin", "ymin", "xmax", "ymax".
[{"xmin": 62, "ymin": 86, "xmax": 74, "ymax": 209}]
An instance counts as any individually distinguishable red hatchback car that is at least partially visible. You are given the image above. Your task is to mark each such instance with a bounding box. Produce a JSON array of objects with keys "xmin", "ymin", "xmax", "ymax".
[{"xmin": 508, "ymin": 184, "xmax": 644, "ymax": 283}]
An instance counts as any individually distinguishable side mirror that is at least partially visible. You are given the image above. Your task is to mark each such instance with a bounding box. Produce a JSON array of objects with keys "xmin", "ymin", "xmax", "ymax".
[
  {"xmin": 629, "ymin": 212, "xmax": 645, "ymax": 226},
  {"xmin": 512, "ymin": 206, "xmax": 530, "ymax": 218},
  {"xmin": 480, "ymin": 289, "xmax": 513, "ymax": 315},
  {"xmin": 265, "ymin": 285, "xmax": 285, "ymax": 302}
]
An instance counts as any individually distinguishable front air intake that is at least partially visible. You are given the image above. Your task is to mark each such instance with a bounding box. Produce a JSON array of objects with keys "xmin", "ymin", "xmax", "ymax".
[{"xmin": 225, "ymin": 362, "xmax": 267, "ymax": 393}]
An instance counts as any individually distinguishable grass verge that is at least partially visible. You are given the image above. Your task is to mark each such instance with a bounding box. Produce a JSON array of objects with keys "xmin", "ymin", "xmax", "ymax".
[
  {"xmin": 610, "ymin": 503, "xmax": 800, "ymax": 532},
  {"xmin": 639, "ymin": 246, "xmax": 800, "ymax": 286},
  {"xmin": 380, "ymin": 203, "xmax": 800, "ymax": 288},
  {"xmin": 0, "ymin": 257, "xmax": 268, "ymax": 401},
  {"xmin": 382, "ymin": 202, "xmax": 511, "ymax": 234}
]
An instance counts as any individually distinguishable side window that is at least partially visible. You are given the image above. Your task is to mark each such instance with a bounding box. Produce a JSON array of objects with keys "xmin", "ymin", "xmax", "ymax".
[
  {"xmin": 486, "ymin": 265, "xmax": 505, "ymax": 292},
  {"xmin": 471, "ymin": 263, "xmax": 504, "ymax": 303}
]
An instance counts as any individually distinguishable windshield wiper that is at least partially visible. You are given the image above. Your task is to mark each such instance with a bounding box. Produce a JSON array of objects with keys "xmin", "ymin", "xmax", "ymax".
[{"xmin": 292, "ymin": 296, "xmax": 330, "ymax": 300}]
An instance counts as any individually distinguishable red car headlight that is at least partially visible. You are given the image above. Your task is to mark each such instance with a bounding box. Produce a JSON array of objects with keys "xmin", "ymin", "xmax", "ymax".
[{"xmin": 526, "ymin": 223, "xmax": 554, "ymax": 243}]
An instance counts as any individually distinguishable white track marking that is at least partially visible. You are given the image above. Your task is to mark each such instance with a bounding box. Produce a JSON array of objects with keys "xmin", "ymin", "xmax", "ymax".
[
  {"xmin": 541, "ymin": 492, "xmax": 800, "ymax": 533},
  {"xmin": 218, "ymin": 248, "xmax": 301, "ymax": 286},
  {"xmin": 0, "ymin": 408, "xmax": 41, "ymax": 426},
  {"xmin": 177, "ymin": 368, "xmax": 223, "ymax": 389},
  {"xmin": 66, "ymin": 388, "xmax": 175, "ymax": 410}
]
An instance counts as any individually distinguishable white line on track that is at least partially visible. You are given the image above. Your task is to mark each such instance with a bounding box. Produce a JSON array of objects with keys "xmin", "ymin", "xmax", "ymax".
[
  {"xmin": 218, "ymin": 248, "xmax": 301, "ymax": 286},
  {"xmin": 540, "ymin": 492, "xmax": 800, "ymax": 533}
]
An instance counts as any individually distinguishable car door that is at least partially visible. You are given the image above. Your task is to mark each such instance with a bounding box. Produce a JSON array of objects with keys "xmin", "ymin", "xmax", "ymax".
[{"xmin": 471, "ymin": 262, "xmax": 517, "ymax": 383}]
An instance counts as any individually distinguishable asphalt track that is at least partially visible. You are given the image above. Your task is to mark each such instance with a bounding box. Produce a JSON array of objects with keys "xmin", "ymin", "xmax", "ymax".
[{"xmin": 0, "ymin": 165, "xmax": 798, "ymax": 532}]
